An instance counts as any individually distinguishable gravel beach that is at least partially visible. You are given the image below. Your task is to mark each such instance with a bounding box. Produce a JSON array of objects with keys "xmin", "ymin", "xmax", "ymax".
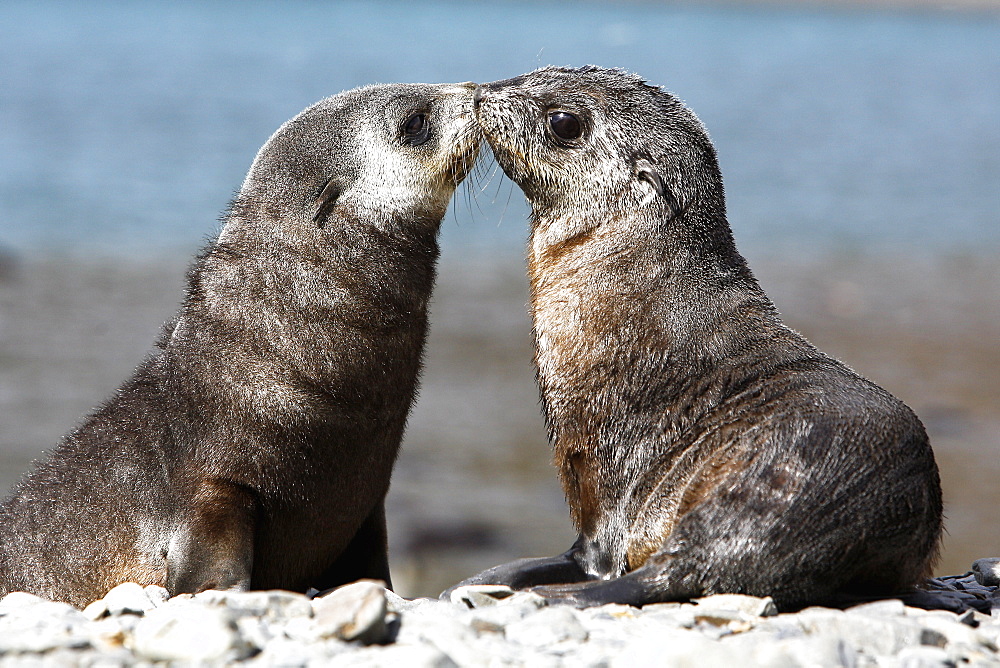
[{"xmin": 2, "ymin": 567, "xmax": 1000, "ymax": 667}]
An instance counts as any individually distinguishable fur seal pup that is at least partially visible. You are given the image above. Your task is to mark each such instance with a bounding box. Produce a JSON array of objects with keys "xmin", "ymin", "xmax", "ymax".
[
  {"xmin": 0, "ymin": 82, "xmax": 481, "ymax": 608},
  {"xmin": 451, "ymin": 66, "xmax": 942, "ymax": 611}
]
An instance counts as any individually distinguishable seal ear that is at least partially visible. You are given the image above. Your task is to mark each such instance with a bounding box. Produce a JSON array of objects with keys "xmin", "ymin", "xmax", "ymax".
[
  {"xmin": 635, "ymin": 160, "xmax": 665, "ymax": 199},
  {"xmin": 634, "ymin": 158, "xmax": 681, "ymax": 219},
  {"xmin": 312, "ymin": 177, "xmax": 342, "ymax": 228}
]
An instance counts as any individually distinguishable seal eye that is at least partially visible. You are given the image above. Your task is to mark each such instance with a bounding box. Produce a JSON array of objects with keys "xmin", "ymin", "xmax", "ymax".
[
  {"xmin": 548, "ymin": 111, "xmax": 582, "ymax": 142},
  {"xmin": 401, "ymin": 112, "xmax": 431, "ymax": 146}
]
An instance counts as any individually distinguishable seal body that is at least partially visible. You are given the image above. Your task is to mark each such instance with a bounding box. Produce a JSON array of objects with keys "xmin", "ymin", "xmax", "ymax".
[
  {"xmin": 0, "ymin": 82, "xmax": 481, "ymax": 608},
  {"xmin": 453, "ymin": 66, "xmax": 942, "ymax": 610}
]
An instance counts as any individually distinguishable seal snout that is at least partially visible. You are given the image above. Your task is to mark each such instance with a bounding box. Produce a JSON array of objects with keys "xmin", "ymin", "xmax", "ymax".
[{"xmin": 473, "ymin": 78, "xmax": 522, "ymax": 108}]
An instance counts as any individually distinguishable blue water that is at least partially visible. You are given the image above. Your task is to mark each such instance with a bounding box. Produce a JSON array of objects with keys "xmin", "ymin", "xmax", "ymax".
[{"xmin": 1, "ymin": 0, "xmax": 998, "ymax": 258}]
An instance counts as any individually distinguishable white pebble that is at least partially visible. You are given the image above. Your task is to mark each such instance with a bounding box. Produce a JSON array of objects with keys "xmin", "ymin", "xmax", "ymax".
[
  {"xmin": 505, "ymin": 605, "xmax": 589, "ymax": 647},
  {"xmin": 694, "ymin": 593, "xmax": 779, "ymax": 618},
  {"xmin": 130, "ymin": 602, "xmax": 243, "ymax": 662},
  {"xmin": 312, "ymin": 579, "xmax": 389, "ymax": 644},
  {"xmin": 973, "ymin": 558, "xmax": 1000, "ymax": 588},
  {"xmin": 102, "ymin": 582, "xmax": 156, "ymax": 616}
]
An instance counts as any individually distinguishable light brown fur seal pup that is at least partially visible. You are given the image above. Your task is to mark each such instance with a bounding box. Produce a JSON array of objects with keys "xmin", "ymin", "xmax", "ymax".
[
  {"xmin": 0, "ymin": 82, "xmax": 481, "ymax": 608},
  {"xmin": 449, "ymin": 66, "xmax": 942, "ymax": 611}
]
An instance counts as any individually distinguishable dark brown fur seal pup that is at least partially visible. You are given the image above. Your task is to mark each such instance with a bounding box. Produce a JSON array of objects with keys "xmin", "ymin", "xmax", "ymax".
[
  {"xmin": 450, "ymin": 66, "xmax": 942, "ymax": 611},
  {"xmin": 0, "ymin": 82, "xmax": 481, "ymax": 608}
]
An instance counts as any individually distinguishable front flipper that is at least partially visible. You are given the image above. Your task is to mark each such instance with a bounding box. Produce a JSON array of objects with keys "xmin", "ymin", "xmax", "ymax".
[
  {"xmin": 440, "ymin": 541, "xmax": 591, "ymax": 600},
  {"xmin": 166, "ymin": 479, "xmax": 257, "ymax": 595},
  {"xmin": 530, "ymin": 564, "xmax": 671, "ymax": 608}
]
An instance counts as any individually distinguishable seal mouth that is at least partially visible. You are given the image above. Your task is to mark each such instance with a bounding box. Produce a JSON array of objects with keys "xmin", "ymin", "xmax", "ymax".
[{"xmin": 471, "ymin": 92, "xmax": 534, "ymax": 186}]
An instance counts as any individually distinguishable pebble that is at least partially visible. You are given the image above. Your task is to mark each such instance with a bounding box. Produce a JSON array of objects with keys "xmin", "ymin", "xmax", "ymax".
[
  {"xmin": 0, "ymin": 561, "xmax": 998, "ymax": 666},
  {"xmin": 505, "ymin": 605, "xmax": 589, "ymax": 647},
  {"xmin": 974, "ymin": 558, "xmax": 1000, "ymax": 587},
  {"xmin": 0, "ymin": 595, "xmax": 89, "ymax": 655},
  {"xmin": 312, "ymin": 579, "xmax": 389, "ymax": 644},
  {"xmin": 694, "ymin": 593, "xmax": 779, "ymax": 618},
  {"xmin": 448, "ymin": 583, "xmax": 518, "ymax": 608},
  {"xmin": 100, "ymin": 582, "xmax": 158, "ymax": 617},
  {"xmin": 130, "ymin": 600, "xmax": 247, "ymax": 662}
]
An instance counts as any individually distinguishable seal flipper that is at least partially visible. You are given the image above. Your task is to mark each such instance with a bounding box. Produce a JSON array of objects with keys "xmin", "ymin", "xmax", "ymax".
[
  {"xmin": 439, "ymin": 541, "xmax": 591, "ymax": 600},
  {"xmin": 166, "ymin": 479, "xmax": 256, "ymax": 594},
  {"xmin": 530, "ymin": 564, "xmax": 671, "ymax": 608}
]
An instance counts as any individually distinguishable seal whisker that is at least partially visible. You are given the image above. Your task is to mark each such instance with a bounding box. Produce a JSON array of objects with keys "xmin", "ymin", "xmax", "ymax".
[{"xmin": 460, "ymin": 144, "xmax": 504, "ymax": 222}]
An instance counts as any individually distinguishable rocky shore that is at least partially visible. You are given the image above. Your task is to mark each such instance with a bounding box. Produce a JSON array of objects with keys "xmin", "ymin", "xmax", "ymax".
[{"xmin": 2, "ymin": 560, "xmax": 999, "ymax": 667}]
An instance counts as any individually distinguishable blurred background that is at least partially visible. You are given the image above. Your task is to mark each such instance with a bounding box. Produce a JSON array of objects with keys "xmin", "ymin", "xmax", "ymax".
[{"xmin": 0, "ymin": 0, "xmax": 997, "ymax": 598}]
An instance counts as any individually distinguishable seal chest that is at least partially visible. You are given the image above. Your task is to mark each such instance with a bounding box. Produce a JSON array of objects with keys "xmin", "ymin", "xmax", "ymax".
[
  {"xmin": 454, "ymin": 66, "xmax": 942, "ymax": 610},
  {"xmin": 0, "ymin": 81, "xmax": 481, "ymax": 608}
]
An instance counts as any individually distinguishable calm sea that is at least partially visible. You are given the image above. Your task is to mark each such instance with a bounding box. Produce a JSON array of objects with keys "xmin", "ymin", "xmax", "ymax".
[{"xmin": 0, "ymin": 0, "xmax": 998, "ymax": 259}]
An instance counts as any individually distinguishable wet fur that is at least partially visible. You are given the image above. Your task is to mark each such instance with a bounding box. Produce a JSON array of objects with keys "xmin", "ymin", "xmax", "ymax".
[
  {"xmin": 450, "ymin": 66, "xmax": 942, "ymax": 610},
  {"xmin": 0, "ymin": 82, "xmax": 481, "ymax": 608}
]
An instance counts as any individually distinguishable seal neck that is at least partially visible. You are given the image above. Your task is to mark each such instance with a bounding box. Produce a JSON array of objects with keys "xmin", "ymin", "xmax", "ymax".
[
  {"xmin": 527, "ymin": 205, "xmax": 771, "ymax": 353},
  {"xmin": 527, "ymin": 205, "xmax": 807, "ymax": 536},
  {"xmin": 161, "ymin": 205, "xmax": 440, "ymax": 435}
]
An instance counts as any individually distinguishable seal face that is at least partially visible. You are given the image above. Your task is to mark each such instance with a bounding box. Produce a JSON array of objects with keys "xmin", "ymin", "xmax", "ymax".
[
  {"xmin": 454, "ymin": 66, "xmax": 942, "ymax": 610},
  {"xmin": 0, "ymin": 82, "xmax": 481, "ymax": 608}
]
